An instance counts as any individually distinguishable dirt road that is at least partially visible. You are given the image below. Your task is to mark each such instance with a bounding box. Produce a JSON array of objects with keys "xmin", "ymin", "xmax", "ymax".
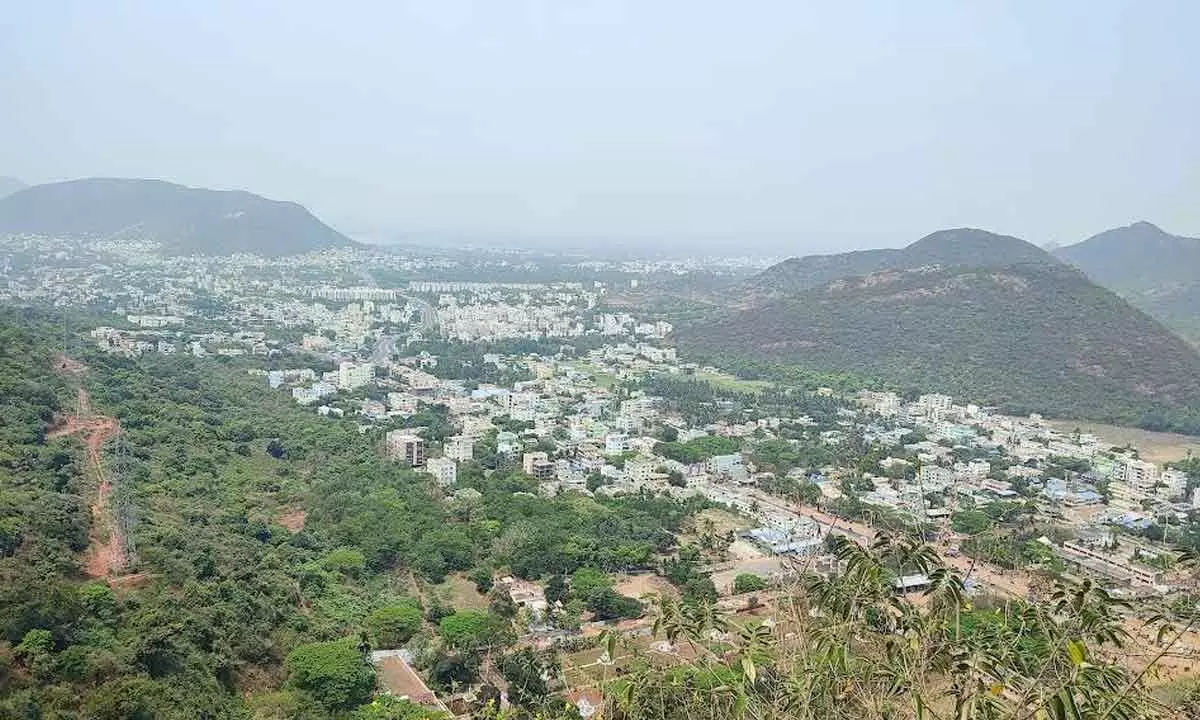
[{"xmin": 48, "ymin": 386, "xmax": 125, "ymax": 577}]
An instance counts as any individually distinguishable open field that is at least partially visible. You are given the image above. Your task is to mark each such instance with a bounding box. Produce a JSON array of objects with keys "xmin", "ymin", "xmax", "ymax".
[
  {"xmin": 613, "ymin": 573, "xmax": 676, "ymax": 600},
  {"xmin": 435, "ymin": 573, "xmax": 489, "ymax": 611},
  {"xmin": 1046, "ymin": 419, "xmax": 1200, "ymax": 464},
  {"xmin": 563, "ymin": 360, "xmax": 619, "ymax": 389}
]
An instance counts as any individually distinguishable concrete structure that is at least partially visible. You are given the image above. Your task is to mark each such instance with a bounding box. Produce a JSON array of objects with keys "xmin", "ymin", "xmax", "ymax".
[
  {"xmin": 425, "ymin": 457, "xmax": 457, "ymax": 488},
  {"xmin": 338, "ymin": 361, "xmax": 374, "ymax": 390},
  {"xmin": 706, "ymin": 453, "xmax": 744, "ymax": 477},
  {"xmin": 523, "ymin": 451, "xmax": 549, "ymax": 475},
  {"xmin": 386, "ymin": 431, "xmax": 425, "ymax": 466},
  {"xmin": 443, "ymin": 435, "xmax": 474, "ymax": 462}
]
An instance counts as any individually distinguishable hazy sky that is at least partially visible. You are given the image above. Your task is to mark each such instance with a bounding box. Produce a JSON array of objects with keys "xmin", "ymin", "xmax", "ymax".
[{"xmin": 3, "ymin": 1, "xmax": 1197, "ymax": 252}]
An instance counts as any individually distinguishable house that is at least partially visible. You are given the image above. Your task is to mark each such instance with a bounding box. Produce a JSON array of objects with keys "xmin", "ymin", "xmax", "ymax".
[{"xmin": 705, "ymin": 453, "xmax": 743, "ymax": 477}]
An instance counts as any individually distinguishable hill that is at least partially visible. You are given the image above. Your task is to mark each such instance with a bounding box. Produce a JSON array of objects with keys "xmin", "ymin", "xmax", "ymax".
[
  {"xmin": 676, "ymin": 234, "xmax": 1200, "ymax": 432},
  {"xmin": 1056, "ymin": 221, "xmax": 1200, "ymax": 345},
  {"xmin": 746, "ymin": 228, "xmax": 1056, "ymax": 300},
  {"xmin": 0, "ymin": 177, "xmax": 354, "ymax": 256},
  {"xmin": 0, "ymin": 176, "xmax": 25, "ymax": 198}
]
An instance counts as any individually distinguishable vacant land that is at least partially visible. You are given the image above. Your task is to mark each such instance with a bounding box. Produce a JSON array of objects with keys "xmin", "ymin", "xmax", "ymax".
[
  {"xmin": 434, "ymin": 573, "xmax": 489, "ymax": 611},
  {"xmin": 1046, "ymin": 419, "xmax": 1200, "ymax": 464}
]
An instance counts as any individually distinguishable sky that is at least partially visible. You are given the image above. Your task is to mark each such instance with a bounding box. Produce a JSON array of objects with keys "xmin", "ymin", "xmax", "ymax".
[{"xmin": 2, "ymin": 1, "xmax": 1198, "ymax": 254}]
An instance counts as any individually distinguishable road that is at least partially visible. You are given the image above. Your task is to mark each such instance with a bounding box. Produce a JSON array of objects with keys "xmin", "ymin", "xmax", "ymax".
[
  {"xmin": 399, "ymin": 293, "xmax": 439, "ymax": 335},
  {"xmin": 371, "ymin": 333, "xmax": 396, "ymax": 365}
]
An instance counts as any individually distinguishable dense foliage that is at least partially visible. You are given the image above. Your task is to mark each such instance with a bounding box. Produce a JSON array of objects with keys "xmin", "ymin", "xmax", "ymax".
[
  {"xmin": 676, "ymin": 263, "xmax": 1200, "ymax": 432},
  {"xmin": 0, "ymin": 310, "xmax": 698, "ymax": 717}
]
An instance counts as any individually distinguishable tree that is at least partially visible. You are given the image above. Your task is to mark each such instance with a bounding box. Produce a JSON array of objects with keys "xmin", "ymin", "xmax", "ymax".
[
  {"xmin": 570, "ymin": 566, "xmax": 612, "ymax": 600},
  {"xmin": 285, "ymin": 638, "xmax": 376, "ymax": 711},
  {"xmin": 468, "ymin": 567, "xmax": 493, "ymax": 593},
  {"xmin": 681, "ymin": 577, "xmax": 718, "ymax": 604},
  {"xmin": 500, "ymin": 648, "xmax": 553, "ymax": 708},
  {"xmin": 587, "ymin": 588, "xmax": 643, "ymax": 620},
  {"xmin": 544, "ymin": 575, "xmax": 569, "ymax": 606},
  {"xmin": 353, "ymin": 695, "xmax": 451, "ymax": 720},
  {"xmin": 951, "ymin": 509, "xmax": 992, "ymax": 535},
  {"xmin": 438, "ymin": 610, "xmax": 511, "ymax": 651},
  {"xmin": 266, "ymin": 438, "xmax": 286, "ymax": 459},
  {"xmin": 488, "ymin": 587, "xmax": 518, "ymax": 619},
  {"xmin": 733, "ymin": 573, "xmax": 768, "ymax": 594},
  {"xmin": 367, "ymin": 602, "xmax": 423, "ymax": 647}
]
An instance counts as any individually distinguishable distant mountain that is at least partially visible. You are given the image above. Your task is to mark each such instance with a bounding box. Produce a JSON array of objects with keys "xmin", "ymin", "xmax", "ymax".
[
  {"xmin": 0, "ymin": 176, "xmax": 25, "ymax": 199},
  {"xmin": 0, "ymin": 178, "xmax": 354, "ymax": 256},
  {"xmin": 1055, "ymin": 222, "xmax": 1200, "ymax": 345},
  {"xmin": 674, "ymin": 229, "xmax": 1200, "ymax": 432},
  {"xmin": 745, "ymin": 228, "xmax": 1056, "ymax": 300}
]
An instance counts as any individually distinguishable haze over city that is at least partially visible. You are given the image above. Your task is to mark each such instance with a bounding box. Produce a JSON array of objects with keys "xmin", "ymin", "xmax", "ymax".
[{"xmin": 3, "ymin": 0, "xmax": 1198, "ymax": 253}]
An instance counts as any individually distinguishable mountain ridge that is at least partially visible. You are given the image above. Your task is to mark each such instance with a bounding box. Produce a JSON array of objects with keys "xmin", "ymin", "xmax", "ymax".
[
  {"xmin": 0, "ymin": 177, "xmax": 354, "ymax": 256},
  {"xmin": 1054, "ymin": 221, "xmax": 1200, "ymax": 345},
  {"xmin": 737, "ymin": 227, "xmax": 1059, "ymax": 304},
  {"xmin": 673, "ymin": 228, "xmax": 1200, "ymax": 432}
]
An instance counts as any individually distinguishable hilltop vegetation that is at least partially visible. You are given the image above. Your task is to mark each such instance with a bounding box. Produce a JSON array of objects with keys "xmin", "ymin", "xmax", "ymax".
[
  {"xmin": 1056, "ymin": 221, "xmax": 1200, "ymax": 346},
  {"xmin": 676, "ymin": 255, "xmax": 1200, "ymax": 433},
  {"xmin": 0, "ymin": 178, "xmax": 353, "ymax": 256},
  {"xmin": 0, "ymin": 310, "xmax": 694, "ymax": 718},
  {"xmin": 745, "ymin": 228, "xmax": 1056, "ymax": 300}
]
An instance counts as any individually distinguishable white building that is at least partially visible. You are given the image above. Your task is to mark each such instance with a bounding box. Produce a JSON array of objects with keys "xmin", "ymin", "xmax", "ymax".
[
  {"xmin": 444, "ymin": 435, "xmax": 474, "ymax": 462},
  {"xmin": 338, "ymin": 361, "xmax": 374, "ymax": 391},
  {"xmin": 425, "ymin": 457, "xmax": 457, "ymax": 488},
  {"xmin": 1161, "ymin": 469, "xmax": 1188, "ymax": 500},
  {"xmin": 604, "ymin": 433, "xmax": 632, "ymax": 454}
]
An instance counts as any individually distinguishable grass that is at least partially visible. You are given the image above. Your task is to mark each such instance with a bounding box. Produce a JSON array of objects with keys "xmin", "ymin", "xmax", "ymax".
[
  {"xmin": 695, "ymin": 371, "xmax": 772, "ymax": 395},
  {"xmin": 434, "ymin": 572, "xmax": 489, "ymax": 611},
  {"xmin": 564, "ymin": 360, "xmax": 619, "ymax": 389}
]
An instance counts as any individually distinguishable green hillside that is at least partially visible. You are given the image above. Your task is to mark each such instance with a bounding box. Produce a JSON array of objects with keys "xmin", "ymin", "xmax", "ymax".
[
  {"xmin": 745, "ymin": 228, "xmax": 1057, "ymax": 301},
  {"xmin": 0, "ymin": 309, "xmax": 696, "ymax": 718},
  {"xmin": 1056, "ymin": 221, "xmax": 1200, "ymax": 345},
  {"xmin": 0, "ymin": 178, "xmax": 354, "ymax": 256},
  {"xmin": 676, "ymin": 262, "xmax": 1200, "ymax": 431}
]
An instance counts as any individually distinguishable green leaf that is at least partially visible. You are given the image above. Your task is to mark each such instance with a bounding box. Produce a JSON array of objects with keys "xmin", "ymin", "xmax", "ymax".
[
  {"xmin": 740, "ymin": 655, "xmax": 756, "ymax": 683},
  {"xmin": 1066, "ymin": 639, "xmax": 1087, "ymax": 666}
]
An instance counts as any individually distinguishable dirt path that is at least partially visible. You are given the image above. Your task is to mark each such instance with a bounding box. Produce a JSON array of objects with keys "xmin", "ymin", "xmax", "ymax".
[{"xmin": 48, "ymin": 385, "xmax": 125, "ymax": 578}]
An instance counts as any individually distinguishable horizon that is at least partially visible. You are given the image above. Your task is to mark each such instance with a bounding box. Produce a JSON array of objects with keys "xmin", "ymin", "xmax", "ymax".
[{"xmin": 3, "ymin": 1, "xmax": 1199, "ymax": 253}]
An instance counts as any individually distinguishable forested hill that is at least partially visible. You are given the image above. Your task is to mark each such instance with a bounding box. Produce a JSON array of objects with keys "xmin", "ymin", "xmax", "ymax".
[
  {"xmin": 1055, "ymin": 221, "xmax": 1200, "ymax": 346},
  {"xmin": 745, "ymin": 228, "xmax": 1058, "ymax": 300},
  {"xmin": 0, "ymin": 178, "xmax": 354, "ymax": 256},
  {"xmin": 0, "ymin": 309, "xmax": 696, "ymax": 718},
  {"xmin": 675, "ymin": 262, "xmax": 1200, "ymax": 432}
]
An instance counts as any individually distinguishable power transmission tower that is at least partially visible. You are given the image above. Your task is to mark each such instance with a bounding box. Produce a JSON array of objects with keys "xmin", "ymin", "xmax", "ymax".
[{"xmin": 108, "ymin": 433, "xmax": 138, "ymax": 570}]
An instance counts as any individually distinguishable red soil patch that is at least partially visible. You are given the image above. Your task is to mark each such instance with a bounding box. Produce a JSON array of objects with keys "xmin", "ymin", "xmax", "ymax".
[
  {"xmin": 53, "ymin": 354, "xmax": 86, "ymax": 375},
  {"xmin": 277, "ymin": 509, "xmax": 307, "ymax": 533},
  {"xmin": 48, "ymin": 387, "xmax": 126, "ymax": 578}
]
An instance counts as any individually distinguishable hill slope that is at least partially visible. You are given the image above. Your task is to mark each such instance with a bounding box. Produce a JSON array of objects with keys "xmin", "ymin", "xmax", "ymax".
[
  {"xmin": 1055, "ymin": 221, "xmax": 1200, "ymax": 344},
  {"xmin": 747, "ymin": 228, "xmax": 1056, "ymax": 300},
  {"xmin": 676, "ymin": 233, "xmax": 1200, "ymax": 431},
  {"xmin": 0, "ymin": 176, "xmax": 25, "ymax": 198},
  {"xmin": 0, "ymin": 178, "xmax": 353, "ymax": 256}
]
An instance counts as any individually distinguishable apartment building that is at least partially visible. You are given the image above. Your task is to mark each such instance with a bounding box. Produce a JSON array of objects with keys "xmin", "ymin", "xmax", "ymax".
[
  {"xmin": 386, "ymin": 431, "xmax": 425, "ymax": 467},
  {"xmin": 425, "ymin": 457, "xmax": 457, "ymax": 488}
]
